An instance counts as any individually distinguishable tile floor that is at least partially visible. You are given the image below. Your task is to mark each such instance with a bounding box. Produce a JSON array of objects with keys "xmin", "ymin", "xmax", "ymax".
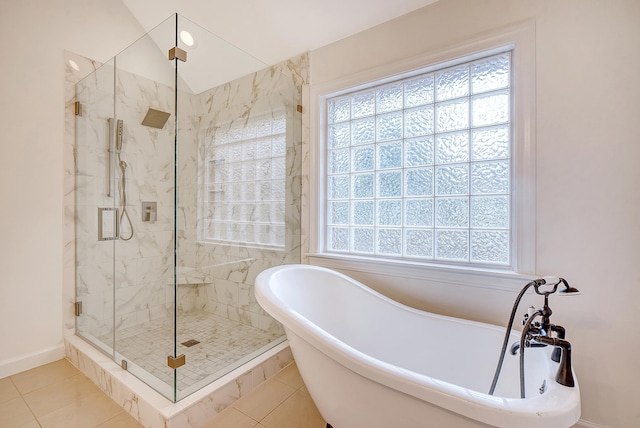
[
  {"xmin": 96, "ymin": 311, "xmax": 284, "ymax": 391},
  {"xmin": 0, "ymin": 358, "xmax": 326, "ymax": 428}
]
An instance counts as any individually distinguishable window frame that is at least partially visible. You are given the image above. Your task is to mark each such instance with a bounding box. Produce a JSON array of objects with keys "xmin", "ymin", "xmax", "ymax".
[{"xmin": 308, "ymin": 22, "xmax": 537, "ymax": 290}]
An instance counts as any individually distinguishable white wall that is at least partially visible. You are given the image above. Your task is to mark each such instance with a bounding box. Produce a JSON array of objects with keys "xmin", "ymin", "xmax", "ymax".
[
  {"xmin": 309, "ymin": 1, "xmax": 639, "ymax": 427},
  {"xmin": 0, "ymin": 0, "xmax": 144, "ymax": 376}
]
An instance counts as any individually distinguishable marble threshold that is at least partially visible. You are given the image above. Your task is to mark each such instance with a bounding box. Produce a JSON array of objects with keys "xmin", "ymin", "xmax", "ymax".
[{"xmin": 64, "ymin": 334, "xmax": 293, "ymax": 428}]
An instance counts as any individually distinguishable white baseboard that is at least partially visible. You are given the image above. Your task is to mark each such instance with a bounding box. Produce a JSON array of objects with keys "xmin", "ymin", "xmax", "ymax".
[
  {"xmin": 575, "ymin": 419, "xmax": 608, "ymax": 428},
  {"xmin": 0, "ymin": 344, "xmax": 65, "ymax": 378}
]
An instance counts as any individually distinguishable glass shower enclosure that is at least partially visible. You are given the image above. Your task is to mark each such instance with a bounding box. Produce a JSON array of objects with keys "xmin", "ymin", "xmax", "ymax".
[{"xmin": 74, "ymin": 14, "xmax": 301, "ymax": 401}]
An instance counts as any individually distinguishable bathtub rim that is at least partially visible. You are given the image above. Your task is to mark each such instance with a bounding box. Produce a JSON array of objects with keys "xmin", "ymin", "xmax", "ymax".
[{"xmin": 255, "ymin": 263, "xmax": 581, "ymax": 428}]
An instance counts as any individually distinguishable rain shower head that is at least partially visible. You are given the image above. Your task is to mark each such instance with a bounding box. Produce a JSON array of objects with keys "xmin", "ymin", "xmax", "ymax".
[{"xmin": 142, "ymin": 108, "xmax": 171, "ymax": 129}]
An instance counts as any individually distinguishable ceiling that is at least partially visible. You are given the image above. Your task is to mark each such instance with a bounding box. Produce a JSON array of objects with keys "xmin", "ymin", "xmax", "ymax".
[{"xmin": 117, "ymin": 0, "xmax": 438, "ymax": 93}]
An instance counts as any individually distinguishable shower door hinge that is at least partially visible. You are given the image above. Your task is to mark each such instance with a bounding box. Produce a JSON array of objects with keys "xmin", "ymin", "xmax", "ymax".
[
  {"xmin": 297, "ymin": 104, "xmax": 303, "ymax": 113},
  {"xmin": 74, "ymin": 301, "xmax": 82, "ymax": 316},
  {"xmin": 74, "ymin": 101, "xmax": 83, "ymax": 116},
  {"xmin": 168, "ymin": 47, "xmax": 187, "ymax": 62},
  {"xmin": 167, "ymin": 354, "xmax": 186, "ymax": 369}
]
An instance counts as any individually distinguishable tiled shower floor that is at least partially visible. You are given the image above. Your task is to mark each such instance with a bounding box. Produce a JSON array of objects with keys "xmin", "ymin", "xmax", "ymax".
[{"xmin": 99, "ymin": 311, "xmax": 284, "ymax": 391}]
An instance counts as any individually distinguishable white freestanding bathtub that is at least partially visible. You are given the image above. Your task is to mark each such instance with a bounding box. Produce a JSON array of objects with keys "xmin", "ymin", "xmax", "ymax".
[{"xmin": 255, "ymin": 264, "xmax": 580, "ymax": 428}]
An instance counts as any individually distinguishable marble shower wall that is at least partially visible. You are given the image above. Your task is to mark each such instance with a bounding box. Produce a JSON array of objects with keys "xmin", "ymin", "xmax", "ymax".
[{"xmin": 177, "ymin": 53, "xmax": 309, "ymax": 333}]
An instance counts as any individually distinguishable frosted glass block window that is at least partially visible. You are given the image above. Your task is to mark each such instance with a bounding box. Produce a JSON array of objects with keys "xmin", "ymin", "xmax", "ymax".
[
  {"xmin": 203, "ymin": 111, "xmax": 286, "ymax": 248},
  {"xmin": 325, "ymin": 52, "xmax": 512, "ymax": 265}
]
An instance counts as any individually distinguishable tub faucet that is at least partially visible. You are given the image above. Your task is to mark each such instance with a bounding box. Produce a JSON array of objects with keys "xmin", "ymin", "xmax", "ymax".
[{"xmin": 489, "ymin": 276, "xmax": 580, "ymax": 397}]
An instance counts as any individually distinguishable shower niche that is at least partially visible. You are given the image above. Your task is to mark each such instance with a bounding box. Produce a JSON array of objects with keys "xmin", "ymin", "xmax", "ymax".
[{"xmin": 73, "ymin": 14, "xmax": 302, "ymax": 401}]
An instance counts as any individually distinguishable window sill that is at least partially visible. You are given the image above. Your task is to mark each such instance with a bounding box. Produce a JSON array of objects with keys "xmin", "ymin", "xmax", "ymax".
[{"xmin": 306, "ymin": 253, "xmax": 536, "ymax": 292}]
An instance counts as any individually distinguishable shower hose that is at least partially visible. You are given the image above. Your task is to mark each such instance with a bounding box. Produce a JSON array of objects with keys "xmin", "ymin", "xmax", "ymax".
[{"xmin": 118, "ymin": 157, "xmax": 134, "ymax": 241}]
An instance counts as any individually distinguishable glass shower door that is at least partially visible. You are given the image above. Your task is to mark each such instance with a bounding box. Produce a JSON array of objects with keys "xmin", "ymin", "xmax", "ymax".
[{"xmin": 110, "ymin": 15, "xmax": 179, "ymax": 399}]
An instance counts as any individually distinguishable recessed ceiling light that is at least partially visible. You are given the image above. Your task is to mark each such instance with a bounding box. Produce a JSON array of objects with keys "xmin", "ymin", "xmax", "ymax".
[
  {"xmin": 68, "ymin": 60, "xmax": 80, "ymax": 71},
  {"xmin": 180, "ymin": 30, "xmax": 195, "ymax": 47}
]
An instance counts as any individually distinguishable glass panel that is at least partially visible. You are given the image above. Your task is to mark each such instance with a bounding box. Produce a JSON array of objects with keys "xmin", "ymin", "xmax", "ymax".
[
  {"xmin": 376, "ymin": 228, "xmax": 402, "ymax": 255},
  {"xmin": 376, "ymin": 82, "xmax": 404, "ymax": 113},
  {"xmin": 435, "ymin": 197, "xmax": 469, "ymax": 228},
  {"xmin": 404, "ymin": 229, "xmax": 434, "ymax": 258},
  {"xmin": 471, "ymin": 230, "xmax": 510, "ymax": 264},
  {"xmin": 404, "ymin": 75, "xmax": 434, "ymax": 107},
  {"xmin": 471, "ymin": 161, "xmax": 510, "ymax": 194},
  {"xmin": 472, "ymin": 90, "xmax": 510, "ymax": 127},
  {"xmin": 435, "ymin": 131, "xmax": 469, "ymax": 164},
  {"xmin": 74, "ymin": 56, "xmax": 116, "ymax": 358},
  {"xmin": 351, "ymin": 90, "xmax": 376, "ymax": 119},
  {"xmin": 435, "ymin": 65, "xmax": 469, "ymax": 101},
  {"xmin": 471, "ymin": 53, "xmax": 510, "ymax": 94},
  {"xmin": 175, "ymin": 14, "xmax": 300, "ymax": 401},
  {"xmin": 436, "ymin": 230, "xmax": 469, "ymax": 261},
  {"xmin": 75, "ymin": 13, "xmax": 301, "ymax": 403}
]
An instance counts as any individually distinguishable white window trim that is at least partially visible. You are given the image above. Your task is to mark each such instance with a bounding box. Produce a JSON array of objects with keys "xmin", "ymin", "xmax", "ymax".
[{"xmin": 308, "ymin": 20, "xmax": 537, "ymax": 291}]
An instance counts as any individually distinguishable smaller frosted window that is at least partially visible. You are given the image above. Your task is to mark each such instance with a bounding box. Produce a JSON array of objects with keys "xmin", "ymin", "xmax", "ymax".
[{"xmin": 203, "ymin": 111, "xmax": 287, "ymax": 248}]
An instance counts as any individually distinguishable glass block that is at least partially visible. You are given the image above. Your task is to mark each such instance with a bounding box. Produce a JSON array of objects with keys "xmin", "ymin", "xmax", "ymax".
[
  {"xmin": 257, "ymin": 159, "xmax": 271, "ymax": 180},
  {"xmin": 272, "ymin": 114, "xmax": 286, "ymax": 134},
  {"xmin": 328, "ymin": 122, "xmax": 351, "ymax": 148},
  {"xmin": 352, "ymin": 200, "xmax": 374, "ymax": 225},
  {"xmin": 328, "ymin": 149, "xmax": 350, "ymax": 174},
  {"xmin": 272, "ymin": 135, "xmax": 286, "ymax": 156},
  {"xmin": 405, "ymin": 168, "xmax": 433, "ymax": 196},
  {"xmin": 436, "ymin": 131, "xmax": 469, "ymax": 164},
  {"xmin": 231, "ymin": 164, "xmax": 243, "ymax": 182},
  {"xmin": 352, "ymin": 173, "xmax": 374, "ymax": 198},
  {"xmin": 377, "ymin": 171, "xmax": 402, "ymax": 197},
  {"xmin": 242, "ymin": 141, "xmax": 256, "ymax": 159},
  {"xmin": 328, "ymin": 227, "xmax": 349, "ymax": 252},
  {"xmin": 272, "ymin": 157, "xmax": 286, "ymax": 178},
  {"xmin": 255, "ymin": 118, "xmax": 271, "ymax": 137},
  {"xmin": 436, "ymin": 65, "xmax": 469, "ymax": 101},
  {"xmin": 242, "ymin": 161, "xmax": 256, "ymax": 181},
  {"xmin": 376, "ymin": 228, "xmax": 402, "ymax": 255},
  {"xmin": 256, "ymin": 138, "xmax": 272, "ymax": 159},
  {"xmin": 377, "ymin": 141, "xmax": 402, "ymax": 169},
  {"xmin": 405, "ymin": 137, "xmax": 434, "ymax": 167},
  {"xmin": 405, "ymin": 229, "xmax": 434, "ymax": 258},
  {"xmin": 351, "ymin": 117, "xmax": 375, "ymax": 145},
  {"xmin": 435, "ymin": 197, "xmax": 469, "ymax": 228},
  {"xmin": 352, "ymin": 91, "xmax": 376, "ymax": 119},
  {"xmin": 376, "ymin": 83, "xmax": 404, "ymax": 113},
  {"xmin": 329, "ymin": 175, "xmax": 350, "ymax": 199},
  {"xmin": 471, "ymin": 53, "xmax": 510, "ymax": 94},
  {"xmin": 404, "ymin": 106, "xmax": 434, "ymax": 138},
  {"xmin": 436, "ymin": 230, "xmax": 469, "ymax": 261},
  {"xmin": 328, "ymin": 201, "xmax": 349, "ymax": 225},
  {"xmin": 243, "ymin": 182, "xmax": 256, "ymax": 201},
  {"xmin": 471, "ymin": 125, "xmax": 509, "ymax": 161},
  {"xmin": 272, "ymin": 204, "xmax": 285, "ymax": 223},
  {"xmin": 471, "ymin": 161, "xmax": 509, "ymax": 194},
  {"xmin": 435, "ymin": 99, "xmax": 469, "ymax": 133},
  {"xmin": 472, "ymin": 91, "xmax": 509, "ymax": 127},
  {"xmin": 376, "ymin": 112, "xmax": 403, "ymax": 142},
  {"xmin": 352, "ymin": 227, "xmax": 374, "ymax": 253},
  {"xmin": 328, "ymin": 97, "xmax": 351, "ymax": 123},
  {"xmin": 405, "ymin": 198, "xmax": 433, "ymax": 227},
  {"xmin": 471, "ymin": 230, "xmax": 510, "ymax": 264},
  {"xmin": 352, "ymin": 145, "xmax": 375, "ymax": 172},
  {"xmin": 212, "ymin": 164, "xmax": 228, "ymax": 183},
  {"xmin": 229, "ymin": 145, "xmax": 243, "ymax": 162},
  {"xmin": 470, "ymin": 195, "xmax": 509, "ymax": 228},
  {"xmin": 272, "ymin": 181, "xmax": 285, "ymax": 200},
  {"xmin": 376, "ymin": 199, "xmax": 402, "ymax": 226},
  {"xmin": 405, "ymin": 75, "xmax": 434, "ymax": 107},
  {"xmin": 435, "ymin": 165, "xmax": 469, "ymax": 195}
]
